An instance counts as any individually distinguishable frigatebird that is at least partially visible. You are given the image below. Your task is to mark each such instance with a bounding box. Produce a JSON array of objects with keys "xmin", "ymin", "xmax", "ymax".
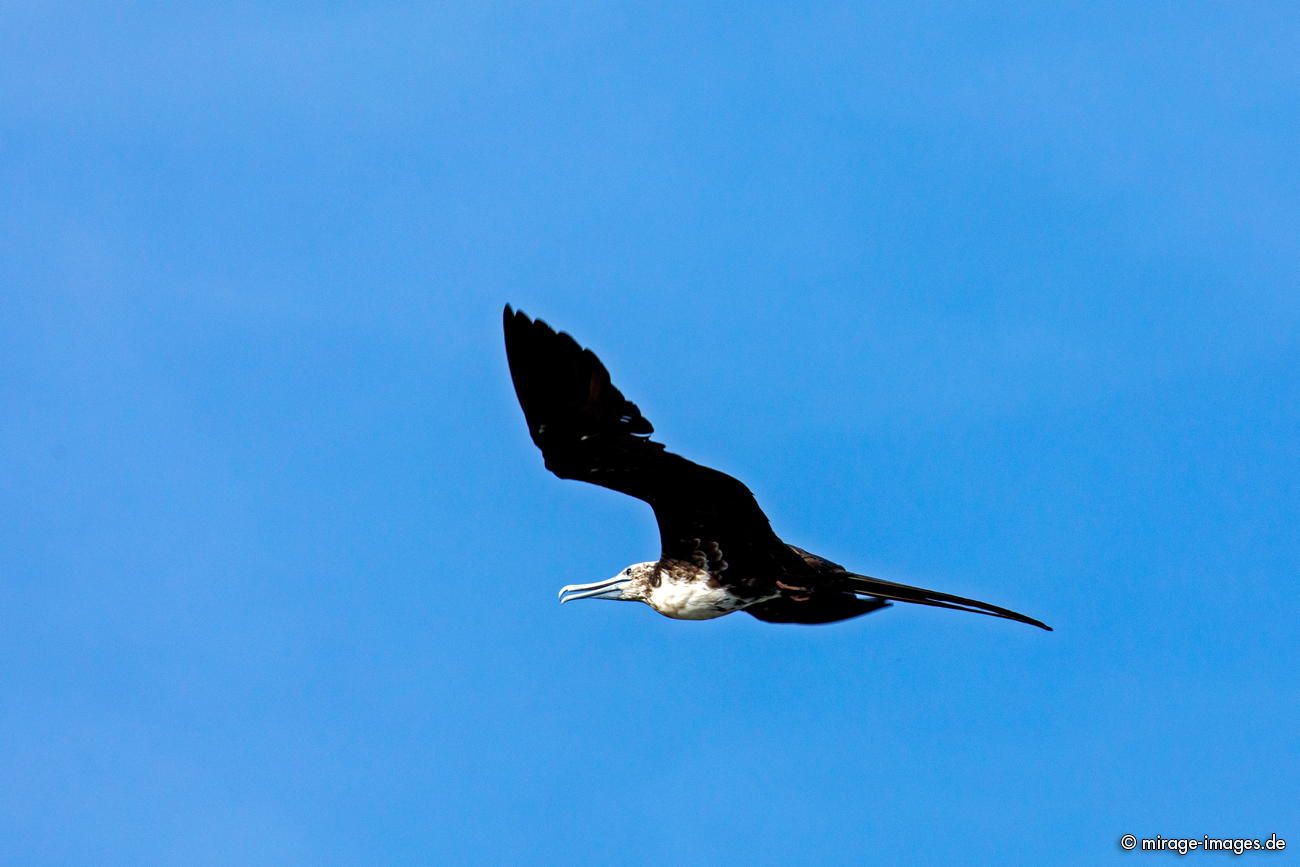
[{"xmin": 503, "ymin": 305, "xmax": 1050, "ymax": 630}]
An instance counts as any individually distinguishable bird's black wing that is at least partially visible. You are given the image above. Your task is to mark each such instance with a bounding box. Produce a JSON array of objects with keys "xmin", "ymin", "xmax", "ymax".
[
  {"xmin": 745, "ymin": 594, "xmax": 891, "ymax": 624},
  {"xmin": 503, "ymin": 305, "xmax": 799, "ymax": 586}
]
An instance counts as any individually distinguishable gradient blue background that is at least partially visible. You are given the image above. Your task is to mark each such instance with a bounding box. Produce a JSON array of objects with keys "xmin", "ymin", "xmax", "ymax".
[{"xmin": 3, "ymin": 3, "xmax": 1297, "ymax": 864}]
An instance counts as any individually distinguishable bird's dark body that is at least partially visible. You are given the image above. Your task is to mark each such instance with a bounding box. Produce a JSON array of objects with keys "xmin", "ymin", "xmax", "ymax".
[{"xmin": 503, "ymin": 305, "xmax": 1050, "ymax": 631}]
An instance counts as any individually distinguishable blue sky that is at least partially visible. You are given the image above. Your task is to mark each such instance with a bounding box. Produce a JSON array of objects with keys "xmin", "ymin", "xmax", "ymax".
[{"xmin": 2, "ymin": 3, "xmax": 1297, "ymax": 864}]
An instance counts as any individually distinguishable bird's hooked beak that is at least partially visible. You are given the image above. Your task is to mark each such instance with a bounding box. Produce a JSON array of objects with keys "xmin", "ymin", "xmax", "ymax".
[{"xmin": 558, "ymin": 575, "xmax": 631, "ymax": 604}]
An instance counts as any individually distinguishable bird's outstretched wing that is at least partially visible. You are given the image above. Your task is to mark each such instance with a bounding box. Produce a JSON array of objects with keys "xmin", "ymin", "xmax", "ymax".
[{"xmin": 503, "ymin": 305, "xmax": 799, "ymax": 584}]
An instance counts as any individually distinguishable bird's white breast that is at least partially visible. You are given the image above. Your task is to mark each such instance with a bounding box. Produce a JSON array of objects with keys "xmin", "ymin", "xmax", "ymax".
[{"xmin": 646, "ymin": 573, "xmax": 745, "ymax": 620}]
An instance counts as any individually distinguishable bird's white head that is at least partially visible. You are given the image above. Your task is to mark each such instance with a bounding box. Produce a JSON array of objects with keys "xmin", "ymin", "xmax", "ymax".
[{"xmin": 558, "ymin": 562, "xmax": 656, "ymax": 606}]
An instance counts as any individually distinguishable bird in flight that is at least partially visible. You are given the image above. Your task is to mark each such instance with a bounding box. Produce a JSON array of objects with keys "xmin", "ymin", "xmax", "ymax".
[{"xmin": 503, "ymin": 305, "xmax": 1050, "ymax": 631}]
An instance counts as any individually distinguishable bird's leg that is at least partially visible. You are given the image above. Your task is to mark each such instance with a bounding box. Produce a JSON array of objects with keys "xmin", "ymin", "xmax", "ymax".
[{"xmin": 776, "ymin": 580, "xmax": 813, "ymax": 603}]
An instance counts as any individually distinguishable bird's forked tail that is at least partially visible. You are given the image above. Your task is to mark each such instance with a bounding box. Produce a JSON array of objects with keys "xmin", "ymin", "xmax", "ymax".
[{"xmin": 845, "ymin": 572, "xmax": 1052, "ymax": 631}]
